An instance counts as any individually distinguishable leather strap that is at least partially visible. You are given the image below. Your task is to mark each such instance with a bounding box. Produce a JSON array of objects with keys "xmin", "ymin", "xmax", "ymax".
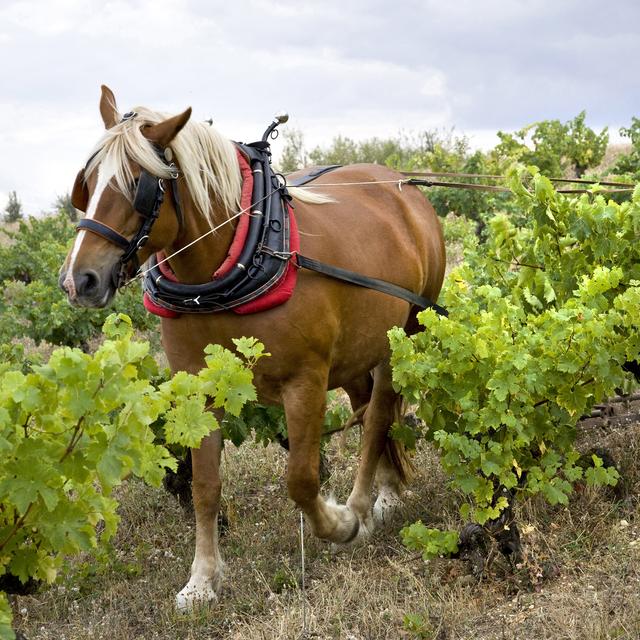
[
  {"xmin": 77, "ymin": 218, "xmax": 130, "ymax": 251},
  {"xmin": 294, "ymin": 254, "xmax": 448, "ymax": 316},
  {"xmin": 143, "ymin": 142, "xmax": 293, "ymax": 313},
  {"xmin": 287, "ymin": 165, "xmax": 342, "ymax": 187}
]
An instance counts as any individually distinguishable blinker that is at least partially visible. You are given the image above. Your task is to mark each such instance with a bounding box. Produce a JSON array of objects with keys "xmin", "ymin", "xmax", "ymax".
[
  {"xmin": 133, "ymin": 171, "xmax": 162, "ymax": 218},
  {"xmin": 71, "ymin": 142, "xmax": 182, "ymax": 290}
]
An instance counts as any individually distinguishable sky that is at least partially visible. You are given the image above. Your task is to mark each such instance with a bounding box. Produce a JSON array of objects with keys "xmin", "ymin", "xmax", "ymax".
[{"xmin": 1, "ymin": 0, "xmax": 639, "ymax": 213}]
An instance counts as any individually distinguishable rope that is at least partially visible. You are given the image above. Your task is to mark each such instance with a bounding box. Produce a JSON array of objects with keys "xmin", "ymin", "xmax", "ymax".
[
  {"xmin": 400, "ymin": 170, "xmax": 635, "ymax": 188},
  {"xmin": 294, "ymin": 177, "xmax": 635, "ymax": 195},
  {"xmin": 294, "ymin": 179, "xmax": 411, "ymax": 188},
  {"xmin": 300, "ymin": 511, "xmax": 307, "ymax": 638}
]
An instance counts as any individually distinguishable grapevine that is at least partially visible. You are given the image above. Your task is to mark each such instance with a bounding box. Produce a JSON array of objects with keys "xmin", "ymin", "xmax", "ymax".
[
  {"xmin": 0, "ymin": 314, "xmax": 262, "ymax": 638},
  {"xmin": 390, "ymin": 166, "xmax": 640, "ymax": 557}
]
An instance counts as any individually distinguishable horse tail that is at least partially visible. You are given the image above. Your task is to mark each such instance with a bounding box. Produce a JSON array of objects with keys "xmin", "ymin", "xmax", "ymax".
[
  {"xmin": 385, "ymin": 397, "xmax": 416, "ymax": 487},
  {"xmin": 384, "ymin": 437, "xmax": 415, "ymax": 487}
]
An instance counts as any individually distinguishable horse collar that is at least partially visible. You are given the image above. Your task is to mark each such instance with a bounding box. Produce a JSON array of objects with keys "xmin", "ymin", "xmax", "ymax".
[{"xmin": 143, "ymin": 141, "xmax": 297, "ymax": 315}]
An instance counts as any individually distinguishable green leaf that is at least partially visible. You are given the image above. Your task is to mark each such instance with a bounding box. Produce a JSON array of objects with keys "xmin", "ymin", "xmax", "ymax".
[
  {"xmin": 0, "ymin": 592, "xmax": 16, "ymax": 640},
  {"xmin": 400, "ymin": 521, "xmax": 459, "ymax": 559}
]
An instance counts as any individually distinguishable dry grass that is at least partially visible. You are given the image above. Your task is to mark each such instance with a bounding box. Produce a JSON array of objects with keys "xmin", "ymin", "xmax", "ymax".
[{"xmin": 10, "ymin": 408, "xmax": 640, "ymax": 640}]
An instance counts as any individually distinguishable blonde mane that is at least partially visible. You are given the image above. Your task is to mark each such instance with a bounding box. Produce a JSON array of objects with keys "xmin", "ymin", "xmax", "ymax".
[{"xmin": 85, "ymin": 106, "xmax": 331, "ymax": 229}]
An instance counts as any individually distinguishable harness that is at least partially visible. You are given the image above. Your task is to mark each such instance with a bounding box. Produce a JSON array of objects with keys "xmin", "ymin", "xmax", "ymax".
[
  {"xmin": 73, "ymin": 116, "xmax": 447, "ymax": 317},
  {"xmin": 143, "ymin": 141, "xmax": 298, "ymax": 314}
]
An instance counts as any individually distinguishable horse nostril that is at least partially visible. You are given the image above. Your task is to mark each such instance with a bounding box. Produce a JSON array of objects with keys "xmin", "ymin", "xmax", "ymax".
[{"xmin": 76, "ymin": 270, "xmax": 101, "ymax": 297}]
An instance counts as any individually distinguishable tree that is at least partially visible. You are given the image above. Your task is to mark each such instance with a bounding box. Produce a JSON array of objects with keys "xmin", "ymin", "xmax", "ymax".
[
  {"xmin": 492, "ymin": 112, "xmax": 608, "ymax": 177},
  {"xmin": 3, "ymin": 191, "xmax": 22, "ymax": 223},
  {"xmin": 565, "ymin": 111, "xmax": 609, "ymax": 177},
  {"xmin": 307, "ymin": 131, "xmax": 436, "ymax": 169},
  {"xmin": 612, "ymin": 116, "xmax": 640, "ymax": 179},
  {"xmin": 53, "ymin": 192, "xmax": 78, "ymax": 222},
  {"xmin": 277, "ymin": 128, "xmax": 307, "ymax": 173}
]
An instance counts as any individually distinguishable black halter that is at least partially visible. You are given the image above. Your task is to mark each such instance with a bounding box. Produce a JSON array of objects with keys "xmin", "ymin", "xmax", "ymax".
[{"xmin": 74, "ymin": 145, "xmax": 183, "ymax": 288}]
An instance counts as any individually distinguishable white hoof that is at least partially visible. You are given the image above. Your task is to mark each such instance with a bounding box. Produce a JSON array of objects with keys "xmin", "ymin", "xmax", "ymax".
[
  {"xmin": 373, "ymin": 487, "xmax": 402, "ymax": 526},
  {"xmin": 325, "ymin": 496, "xmax": 361, "ymax": 543},
  {"xmin": 175, "ymin": 577, "xmax": 218, "ymax": 612}
]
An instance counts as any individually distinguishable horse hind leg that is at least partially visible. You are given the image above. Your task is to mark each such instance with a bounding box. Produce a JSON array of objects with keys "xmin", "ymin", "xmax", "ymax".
[
  {"xmin": 346, "ymin": 361, "xmax": 408, "ymax": 536},
  {"xmin": 373, "ymin": 426, "xmax": 412, "ymax": 525},
  {"xmin": 370, "ymin": 308, "xmax": 422, "ymax": 524},
  {"xmin": 343, "ymin": 374, "xmax": 373, "ymax": 417},
  {"xmin": 175, "ymin": 428, "xmax": 224, "ymax": 611}
]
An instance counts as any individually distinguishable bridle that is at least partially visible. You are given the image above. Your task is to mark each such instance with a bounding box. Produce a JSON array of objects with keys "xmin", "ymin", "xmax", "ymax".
[{"xmin": 72, "ymin": 133, "xmax": 183, "ymax": 288}]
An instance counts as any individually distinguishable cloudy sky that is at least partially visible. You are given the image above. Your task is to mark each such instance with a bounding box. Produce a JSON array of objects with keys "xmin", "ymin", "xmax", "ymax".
[{"xmin": 1, "ymin": 0, "xmax": 638, "ymax": 213}]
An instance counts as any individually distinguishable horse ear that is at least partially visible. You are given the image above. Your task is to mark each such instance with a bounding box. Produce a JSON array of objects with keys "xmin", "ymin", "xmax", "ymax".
[
  {"xmin": 143, "ymin": 108, "xmax": 192, "ymax": 148},
  {"xmin": 71, "ymin": 169, "xmax": 88, "ymax": 212},
  {"xmin": 100, "ymin": 85, "xmax": 119, "ymax": 129}
]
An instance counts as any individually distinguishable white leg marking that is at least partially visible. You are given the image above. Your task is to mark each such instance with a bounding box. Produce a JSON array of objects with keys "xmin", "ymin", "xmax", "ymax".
[
  {"xmin": 176, "ymin": 553, "xmax": 224, "ymax": 612},
  {"xmin": 176, "ymin": 515, "xmax": 224, "ymax": 612}
]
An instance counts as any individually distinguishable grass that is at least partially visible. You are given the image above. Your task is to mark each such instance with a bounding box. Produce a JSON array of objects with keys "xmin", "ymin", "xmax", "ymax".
[{"xmin": 10, "ymin": 405, "xmax": 640, "ymax": 640}]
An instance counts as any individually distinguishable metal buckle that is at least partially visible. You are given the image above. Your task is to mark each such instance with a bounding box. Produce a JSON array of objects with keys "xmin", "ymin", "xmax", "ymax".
[
  {"xmin": 136, "ymin": 235, "xmax": 149, "ymax": 249},
  {"xmin": 260, "ymin": 246, "xmax": 293, "ymax": 261}
]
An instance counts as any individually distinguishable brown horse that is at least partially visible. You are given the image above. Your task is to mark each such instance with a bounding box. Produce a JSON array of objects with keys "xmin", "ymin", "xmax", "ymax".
[{"xmin": 59, "ymin": 85, "xmax": 445, "ymax": 610}]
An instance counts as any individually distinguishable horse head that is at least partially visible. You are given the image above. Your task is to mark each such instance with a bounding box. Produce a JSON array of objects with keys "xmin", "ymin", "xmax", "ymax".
[{"xmin": 59, "ymin": 85, "xmax": 190, "ymax": 307}]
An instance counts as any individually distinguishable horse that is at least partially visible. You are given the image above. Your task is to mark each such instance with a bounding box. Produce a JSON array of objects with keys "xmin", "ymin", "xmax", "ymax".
[{"xmin": 59, "ymin": 85, "xmax": 446, "ymax": 610}]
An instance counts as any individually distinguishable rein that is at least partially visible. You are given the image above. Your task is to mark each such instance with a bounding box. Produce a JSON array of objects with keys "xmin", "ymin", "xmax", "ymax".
[{"xmin": 296, "ymin": 175, "xmax": 636, "ymax": 195}]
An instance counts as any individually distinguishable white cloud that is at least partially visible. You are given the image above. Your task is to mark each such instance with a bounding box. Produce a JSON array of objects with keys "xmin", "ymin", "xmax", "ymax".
[{"xmin": 0, "ymin": 0, "xmax": 638, "ymax": 211}]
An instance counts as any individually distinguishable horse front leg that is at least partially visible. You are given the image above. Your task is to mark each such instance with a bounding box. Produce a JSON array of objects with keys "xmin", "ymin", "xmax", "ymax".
[
  {"xmin": 175, "ymin": 428, "xmax": 224, "ymax": 611},
  {"xmin": 283, "ymin": 371, "xmax": 360, "ymax": 543}
]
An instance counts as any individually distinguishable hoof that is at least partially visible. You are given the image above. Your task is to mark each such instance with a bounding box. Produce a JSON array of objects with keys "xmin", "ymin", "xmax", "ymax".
[
  {"xmin": 175, "ymin": 578, "xmax": 218, "ymax": 612},
  {"xmin": 373, "ymin": 487, "xmax": 402, "ymax": 526},
  {"xmin": 323, "ymin": 498, "xmax": 361, "ymax": 543}
]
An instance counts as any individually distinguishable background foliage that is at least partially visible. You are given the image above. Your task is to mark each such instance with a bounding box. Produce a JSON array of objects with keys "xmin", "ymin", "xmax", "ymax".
[
  {"xmin": 278, "ymin": 110, "xmax": 627, "ymax": 226},
  {"xmin": 0, "ymin": 213, "xmax": 156, "ymax": 348}
]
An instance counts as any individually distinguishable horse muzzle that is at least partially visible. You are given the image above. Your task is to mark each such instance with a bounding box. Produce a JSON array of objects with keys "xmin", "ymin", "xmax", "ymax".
[{"xmin": 58, "ymin": 266, "xmax": 116, "ymax": 308}]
